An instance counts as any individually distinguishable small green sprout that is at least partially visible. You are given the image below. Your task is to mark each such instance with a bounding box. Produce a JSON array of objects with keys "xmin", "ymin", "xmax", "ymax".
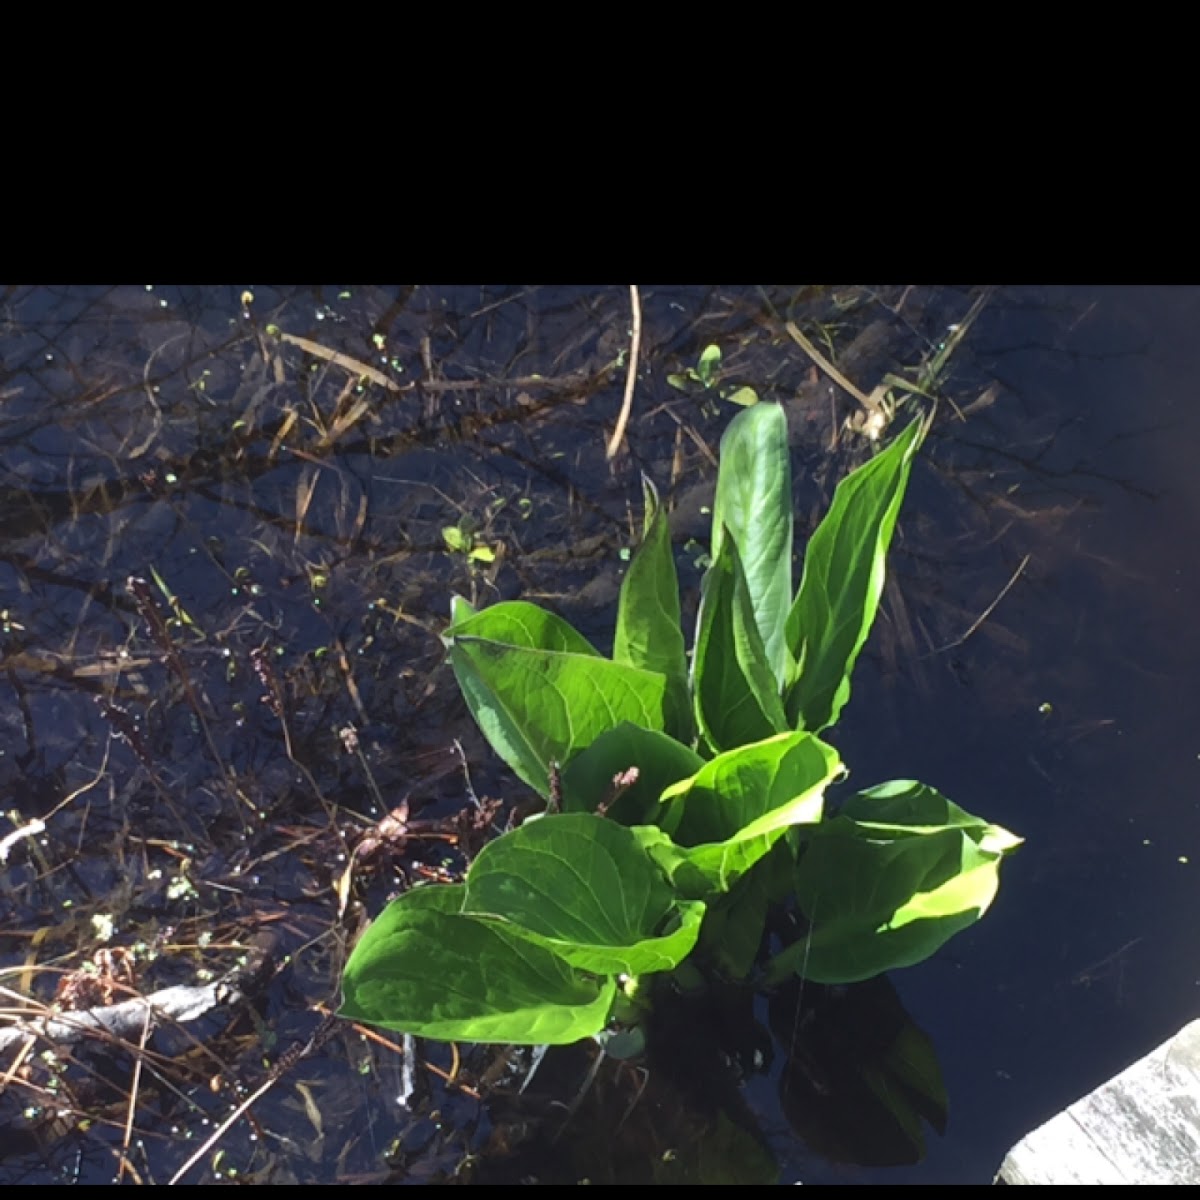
[{"xmin": 443, "ymin": 523, "xmax": 499, "ymax": 565}]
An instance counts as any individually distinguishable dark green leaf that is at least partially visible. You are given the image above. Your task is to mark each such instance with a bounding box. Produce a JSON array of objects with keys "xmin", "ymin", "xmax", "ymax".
[
  {"xmin": 561, "ymin": 722, "xmax": 703, "ymax": 825},
  {"xmin": 698, "ymin": 857, "xmax": 778, "ymax": 979}
]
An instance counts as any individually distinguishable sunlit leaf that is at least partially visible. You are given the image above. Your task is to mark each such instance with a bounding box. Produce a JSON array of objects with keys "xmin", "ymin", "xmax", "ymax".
[
  {"xmin": 653, "ymin": 732, "xmax": 840, "ymax": 895},
  {"xmin": 446, "ymin": 601, "xmax": 598, "ymax": 656},
  {"xmin": 696, "ymin": 343, "xmax": 722, "ymax": 388},
  {"xmin": 449, "ymin": 594, "xmax": 477, "ymax": 624},
  {"xmin": 769, "ymin": 779, "xmax": 1022, "ymax": 984},
  {"xmin": 446, "ymin": 602, "xmax": 666, "ymax": 798},
  {"xmin": 725, "ymin": 386, "xmax": 759, "ymax": 408},
  {"xmin": 398, "ymin": 882, "xmax": 466, "ymax": 913},
  {"xmin": 710, "ymin": 401, "xmax": 793, "ymax": 688},
  {"xmin": 341, "ymin": 900, "xmax": 617, "ymax": 1045},
  {"xmin": 465, "ymin": 813, "xmax": 705, "ymax": 976},
  {"xmin": 785, "ymin": 417, "xmax": 924, "ymax": 732}
]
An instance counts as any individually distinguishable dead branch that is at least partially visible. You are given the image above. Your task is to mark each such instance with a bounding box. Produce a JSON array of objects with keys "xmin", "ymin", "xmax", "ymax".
[
  {"xmin": 0, "ymin": 940, "xmax": 275, "ymax": 1059},
  {"xmin": 606, "ymin": 285, "xmax": 643, "ymax": 461}
]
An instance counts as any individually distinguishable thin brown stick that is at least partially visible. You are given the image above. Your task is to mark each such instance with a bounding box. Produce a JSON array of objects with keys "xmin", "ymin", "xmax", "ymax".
[
  {"xmin": 654, "ymin": 405, "xmax": 718, "ymax": 468},
  {"xmin": 118, "ymin": 1003, "xmax": 153, "ymax": 1182},
  {"xmin": 168, "ymin": 1013, "xmax": 338, "ymax": 1184},
  {"xmin": 785, "ymin": 320, "xmax": 879, "ymax": 414},
  {"xmin": 926, "ymin": 554, "xmax": 1031, "ymax": 655},
  {"xmin": 276, "ymin": 331, "xmax": 403, "ymax": 393},
  {"xmin": 606, "ymin": 285, "xmax": 643, "ymax": 461},
  {"xmin": 167, "ymin": 1064, "xmax": 281, "ymax": 1184},
  {"xmin": 0, "ymin": 1027, "xmax": 35, "ymax": 1087}
]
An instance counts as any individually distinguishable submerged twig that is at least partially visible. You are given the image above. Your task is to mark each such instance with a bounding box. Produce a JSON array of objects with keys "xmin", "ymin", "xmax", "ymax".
[
  {"xmin": 276, "ymin": 330, "xmax": 403, "ymax": 394},
  {"xmin": 118, "ymin": 1003, "xmax": 154, "ymax": 1183},
  {"xmin": 926, "ymin": 553, "xmax": 1031, "ymax": 655},
  {"xmin": 606, "ymin": 285, "xmax": 643, "ymax": 462},
  {"xmin": 167, "ymin": 1013, "xmax": 339, "ymax": 1185},
  {"xmin": 127, "ymin": 576, "xmax": 254, "ymax": 827},
  {"xmin": 250, "ymin": 645, "xmax": 339, "ymax": 826}
]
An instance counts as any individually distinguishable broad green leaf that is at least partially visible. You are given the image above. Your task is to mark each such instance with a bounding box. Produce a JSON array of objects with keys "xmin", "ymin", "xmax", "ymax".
[
  {"xmin": 446, "ymin": 603, "xmax": 667, "ymax": 798},
  {"xmin": 784, "ymin": 416, "xmax": 924, "ymax": 732},
  {"xmin": 449, "ymin": 644, "xmax": 549, "ymax": 796},
  {"xmin": 398, "ymin": 882, "xmax": 466, "ymax": 913},
  {"xmin": 653, "ymin": 732, "xmax": 840, "ymax": 895},
  {"xmin": 836, "ymin": 778, "xmax": 1024, "ymax": 851},
  {"xmin": 693, "ymin": 533, "xmax": 788, "ymax": 755},
  {"xmin": 561, "ymin": 722, "xmax": 704, "ymax": 825},
  {"xmin": 446, "ymin": 600, "xmax": 600, "ymax": 656},
  {"xmin": 340, "ymin": 900, "xmax": 617, "ymax": 1045},
  {"xmin": 464, "ymin": 813, "xmax": 705, "ymax": 976},
  {"xmin": 613, "ymin": 478, "xmax": 691, "ymax": 742},
  {"xmin": 710, "ymin": 401, "xmax": 793, "ymax": 687},
  {"xmin": 771, "ymin": 779, "xmax": 1022, "ymax": 984}
]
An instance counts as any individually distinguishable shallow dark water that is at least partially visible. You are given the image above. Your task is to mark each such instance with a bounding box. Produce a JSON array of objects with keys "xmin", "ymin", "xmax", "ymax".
[
  {"xmin": 803, "ymin": 285, "xmax": 1200, "ymax": 1183},
  {"xmin": 1, "ymin": 284, "xmax": 1197, "ymax": 1184}
]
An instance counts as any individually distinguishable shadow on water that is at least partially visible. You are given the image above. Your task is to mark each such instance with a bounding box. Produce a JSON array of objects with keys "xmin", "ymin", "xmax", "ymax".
[{"xmin": 0, "ymin": 284, "xmax": 1197, "ymax": 1183}]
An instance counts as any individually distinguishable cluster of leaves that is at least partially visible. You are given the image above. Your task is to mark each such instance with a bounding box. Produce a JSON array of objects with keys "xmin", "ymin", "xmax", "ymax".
[
  {"xmin": 666, "ymin": 343, "xmax": 758, "ymax": 407},
  {"xmin": 341, "ymin": 402, "xmax": 1020, "ymax": 1047}
]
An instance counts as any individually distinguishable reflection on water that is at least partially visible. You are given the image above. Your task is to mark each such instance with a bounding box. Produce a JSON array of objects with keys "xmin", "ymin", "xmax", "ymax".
[{"xmin": 1, "ymin": 284, "xmax": 1197, "ymax": 1183}]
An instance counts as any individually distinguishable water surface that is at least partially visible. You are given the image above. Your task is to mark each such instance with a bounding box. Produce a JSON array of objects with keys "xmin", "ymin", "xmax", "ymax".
[{"xmin": 1, "ymin": 284, "xmax": 1196, "ymax": 1184}]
